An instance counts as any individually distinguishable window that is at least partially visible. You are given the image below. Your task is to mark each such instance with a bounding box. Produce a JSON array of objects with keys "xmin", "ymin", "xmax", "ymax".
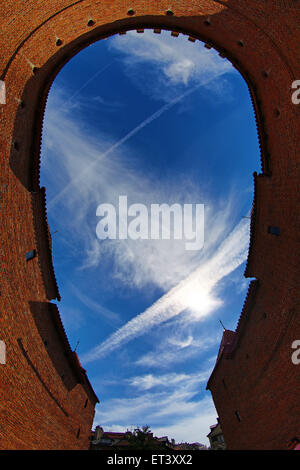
[
  {"xmin": 268, "ymin": 226, "xmax": 280, "ymax": 236},
  {"xmin": 26, "ymin": 250, "xmax": 36, "ymax": 261},
  {"xmin": 212, "ymin": 434, "xmax": 224, "ymax": 443}
]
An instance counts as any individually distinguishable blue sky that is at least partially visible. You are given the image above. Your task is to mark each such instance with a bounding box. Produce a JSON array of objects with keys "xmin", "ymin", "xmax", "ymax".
[{"xmin": 40, "ymin": 30, "xmax": 260, "ymax": 446}]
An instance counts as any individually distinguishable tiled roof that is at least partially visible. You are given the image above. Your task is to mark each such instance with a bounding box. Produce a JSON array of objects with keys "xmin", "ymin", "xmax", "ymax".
[
  {"xmin": 104, "ymin": 432, "xmax": 127, "ymax": 438},
  {"xmin": 116, "ymin": 440, "xmax": 130, "ymax": 446},
  {"xmin": 49, "ymin": 303, "xmax": 99, "ymax": 404}
]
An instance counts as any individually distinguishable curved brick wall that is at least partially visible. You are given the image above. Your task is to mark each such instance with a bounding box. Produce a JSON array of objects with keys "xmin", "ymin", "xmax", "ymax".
[{"xmin": 0, "ymin": 1, "xmax": 299, "ymax": 450}]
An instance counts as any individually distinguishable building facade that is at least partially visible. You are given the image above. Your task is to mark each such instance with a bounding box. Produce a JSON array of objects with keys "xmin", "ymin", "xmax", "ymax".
[{"xmin": 207, "ymin": 419, "xmax": 226, "ymax": 450}]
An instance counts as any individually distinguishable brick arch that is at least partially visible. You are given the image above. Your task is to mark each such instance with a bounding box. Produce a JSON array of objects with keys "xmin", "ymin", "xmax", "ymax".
[{"xmin": 0, "ymin": 1, "xmax": 299, "ymax": 450}]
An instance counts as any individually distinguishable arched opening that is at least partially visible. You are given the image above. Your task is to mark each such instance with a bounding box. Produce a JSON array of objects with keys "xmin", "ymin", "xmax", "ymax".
[
  {"xmin": 1, "ymin": 3, "xmax": 298, "ymax": 451},
  {"xmin": 40, "ymin": 28, "xmax": 260, "ymax": 447}
]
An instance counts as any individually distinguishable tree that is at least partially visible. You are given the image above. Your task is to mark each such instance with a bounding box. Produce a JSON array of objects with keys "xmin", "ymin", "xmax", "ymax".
[{"xmin": 125, "ymin": 426, "xmax": 166, "ymax": 450}]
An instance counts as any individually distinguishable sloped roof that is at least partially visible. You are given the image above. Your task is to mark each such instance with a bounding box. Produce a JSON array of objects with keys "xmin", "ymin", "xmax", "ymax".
[
  {"xmin": 206, "ymin": 280, "xmax": 259, "ymax": 389},
  {"xmin": 49, "ymin": 303, "xmax": 99, "ymax": 404}
]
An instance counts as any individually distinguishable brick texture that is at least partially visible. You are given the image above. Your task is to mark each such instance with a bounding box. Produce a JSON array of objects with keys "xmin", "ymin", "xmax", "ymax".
[{"xmin": 0, "ymin": 0, "xmax": 299, "ymax": 450}]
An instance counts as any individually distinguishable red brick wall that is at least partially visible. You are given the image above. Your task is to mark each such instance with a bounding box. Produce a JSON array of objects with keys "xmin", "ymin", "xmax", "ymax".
[{"xmin": 0, "ymin": 1, "xmax": 299, "ymax": 450}]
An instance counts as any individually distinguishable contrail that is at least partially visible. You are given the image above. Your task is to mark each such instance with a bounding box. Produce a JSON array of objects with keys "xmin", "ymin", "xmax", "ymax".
[
  {"xmin": 69, "ymin": 281, "xmax": 122, "ymax": 327},
  {"xmin": 60, "ymin": 60, "xmax": 116, "ymax": 113},
  {"xmin": 81, "ymin": 218, "xmax": 250, "ymax": 364},
  {"xmin": 47, "ymin": 77, "xmax": 215, "ymax": 211}
]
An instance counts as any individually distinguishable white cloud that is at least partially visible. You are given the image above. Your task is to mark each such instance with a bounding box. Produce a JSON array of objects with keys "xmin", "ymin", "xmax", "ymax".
[
  {"xmin": 42, "ymin": 89, "xmax": 243, "ymax": 296},
  {"xmin": 151, "ymin": 406, "xmax": 217, "ymax": 446},
  {"xmin": 136, "ymin": 335, "xmax": 219, "ymax": 369},
  {"xmin": 168, "ymin": 335, "xmax": 194, "ymax": 349},
  {"xmin": 41, "ymin": 37, "xmax": 251, "ymax": 371},
  {"xmin": 81, "ymin": 217, "xmax": 249, "ymax": 364},
  {"xmin": 45, "ymin": 77, "xmax": 215, "ymax": 216},
  {"xmin": 127, "ymin": 370, "xmax": 210, "ymax": 391},
  {"xmin": 93, "ymin": 371, "xmax": 217, "ymax": 445},
  {"xmin": 91, "ymin": 95, "xmax": 125, "ymax": 110},
  {"xmin": 41, "ymin": 33, "xmax": 254, "ymax": 448},
  {"xmin": 109, "ymin": 30, "xmax": 235, "ymax": 102}
]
